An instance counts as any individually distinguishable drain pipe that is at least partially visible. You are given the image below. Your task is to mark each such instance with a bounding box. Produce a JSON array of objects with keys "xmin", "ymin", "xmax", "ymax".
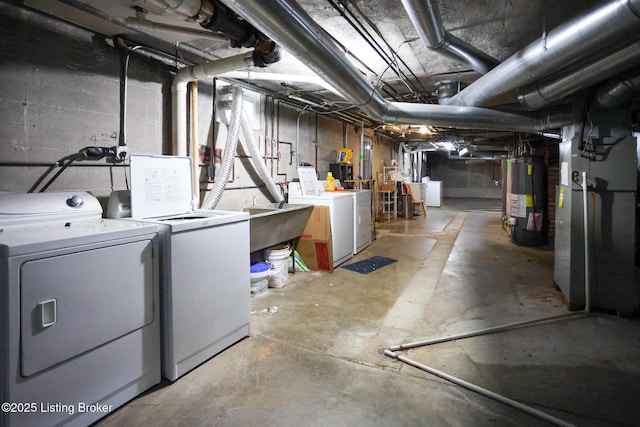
[
  {"xmin": 172, "ymin": 52, "xmax": 253, "ymax": 156},
  {"xmin": 400, "ymin": 0, "xmax": 498, "ymax": 74},
  {"xmin": 201, "ymin": 86, "xmax": 243, "ymax": 210}
]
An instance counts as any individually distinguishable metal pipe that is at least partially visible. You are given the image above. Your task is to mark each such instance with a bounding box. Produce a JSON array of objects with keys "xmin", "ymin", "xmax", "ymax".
[
  {"xmin": 389, "ymin": 312, "xmax": 587, "ymax": 352},
  {"xmin": 518, "ymin": 40, "xmax": 640, "ymax": 109},
  {"xmin": 582, "ymin": 171, "xmax": 591, "ymax": 312},
  {"xmin": 219, "ymin": 0, "xmax": 571, "ymax": 133},
  {"xmin": 593, "ymin": 67, "xmax": 640, "ymax": 109},
  {"xmin": 383, "ymin": 350, "xmax": 576, "ymax": 427},
  {"xmin": 400, "ymin": 0, "xmax": 498, "ymax": 74},
  {"xmin": 445, "ymin": 0, "xmax": 640, "ymax": 107}
]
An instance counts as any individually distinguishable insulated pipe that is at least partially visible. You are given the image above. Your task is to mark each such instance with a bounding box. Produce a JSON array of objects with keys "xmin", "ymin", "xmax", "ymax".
[
  {"xmin": 593, "ymin": 68, "xmax": 640, "ymax": 109},
  {"xmin": 218, "ymin": 70, "xmax": 343, "ymax": 97},
  {"xmin": 240, "ymin": 108, "xmax": 285, "ymax": 203},
  {"xmin": 219, "ymin": 0, "xmax": 571, "ymax": 133},
  {"xmin": 124, "ymin": 17, "xmax": 228, "ymax": 43},
  {"xmin": 582, "ymin": 171, "xmax": 591, "ymax": 312},
  {"xmin": 400, "ymin": 0, "xmax": 498, "ymax": 74},
  {"xmin": 201, "ymin": 86, "xmax": 243, "ymax": 210},
  {"xmin": 445, "ymin": 0, "xmax": 640, "ymax": 107},
  {"xmin": 172, "ymin": 52, "xmax": 253, "ymax": 156},
  {"xmin": 56, "ymin": 0, "xmax": 220, "ymax": 62},
  {"xmin": 518, "ymin": 40, "xmax": 640, "ymax": 109},
  {"xmin": 383, "ymin": 350, "xmax": 576, "ymax": 427}
]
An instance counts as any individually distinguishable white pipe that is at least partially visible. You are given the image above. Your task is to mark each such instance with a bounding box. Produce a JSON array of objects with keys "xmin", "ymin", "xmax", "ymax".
[
  {"xmin": 219, "ymin": 70, "xmax": 344, "ymax": 97},
  {"xmin": 383, "ymin": 350, "xmax": 576, "ymax": 427},
  {"xmin": 389, "ymin": 312, "xmax": 587, "ymax": 352},
  {"xmin": 201, "ymin": 86, "xmax": 243, "ymax": 210},
  {"xmin": 240, "ymin": 107, "xmax": 285, "ymax": 203},
  {"xmin": 582, "ymin": 171, "xmax": 591, "ymax": 312},
  {"xmin": 190, "ymin": 81, "xmax": 199, "ymax": 205},
  {"xmin": 172, "ymin": 52, "xmax": 253, "ymax": 156},
  {"xmin": 124, "ymin": 17, "xmax": 228, "ymax": 43}
]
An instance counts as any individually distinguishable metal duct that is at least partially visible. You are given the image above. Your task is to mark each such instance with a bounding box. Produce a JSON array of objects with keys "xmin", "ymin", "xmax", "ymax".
[
  {"xmin": 518, "ymin": 40, "xmax": 640, "ymax": 109},
  {"xmin": 593, "ymin": 67, "xmax": 640, "ymax": 109},
  {"xmin": 400, "ymin": 0, "xmax": 498, "ymax": 74},
  {"xmin": 445, "ymin": 0, "xmax": 640, "ymax": 107},
  {"xmin": 219, "ymin": 0, "xmax": 571, "ymax": 133}
]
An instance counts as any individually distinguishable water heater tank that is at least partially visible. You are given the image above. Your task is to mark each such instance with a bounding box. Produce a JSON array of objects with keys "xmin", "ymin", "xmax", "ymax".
[{"xmin": 506, "ymin": 156, "xmax": 547, "ymax": 246}]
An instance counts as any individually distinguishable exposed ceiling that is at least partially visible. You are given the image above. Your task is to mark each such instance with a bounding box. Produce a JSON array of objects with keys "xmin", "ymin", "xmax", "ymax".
[{"xmin": 14, "ymin": 0, "xmax": 640, "ymax": 154}]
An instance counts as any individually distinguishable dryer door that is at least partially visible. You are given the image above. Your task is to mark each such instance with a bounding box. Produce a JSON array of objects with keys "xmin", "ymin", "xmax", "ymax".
[{"xmin": 20, "ymin": 240, "xmax": 155, "ymax": 377}]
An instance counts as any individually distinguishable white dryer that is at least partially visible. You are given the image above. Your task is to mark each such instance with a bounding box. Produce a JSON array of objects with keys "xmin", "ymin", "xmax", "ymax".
[
  {"xmin": 0, "ymin": 191, "xmax": 161, "ymax": 427},
  {"xmin": 128, "ymin": 155, "xmax": 250, "ymax": 381}
]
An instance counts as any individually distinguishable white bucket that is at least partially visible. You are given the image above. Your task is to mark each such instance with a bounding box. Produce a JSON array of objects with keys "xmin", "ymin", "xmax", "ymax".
[
  {"xmin": 250, "ymin": 263, "xmax": 270, "ymax": 295},
  {"xmin": 267, "ymin": 246, "xmax": 291, "ymax": 288}
]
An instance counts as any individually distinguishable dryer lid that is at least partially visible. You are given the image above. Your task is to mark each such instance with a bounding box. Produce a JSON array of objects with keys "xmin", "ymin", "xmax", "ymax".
[{"xmin": 130, "ymin": 155, "xmax": 196, "ymax": 219}]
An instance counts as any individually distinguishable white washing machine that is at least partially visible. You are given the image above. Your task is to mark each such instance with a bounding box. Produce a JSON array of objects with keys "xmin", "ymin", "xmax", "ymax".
[
  {"xmin": 128, "ymin": 155, "xmax": 250, "ymax": 381},
  {"xmin": 0, "ymin": 191, "xmax": 161, "ymax": 427},
  {"xmin": 349, "ymin": 190, "xmax": 372, "ymax": 254},
  {"xmin": 289, "ymin": 182, "xmax": 354, "ymax": 267}
]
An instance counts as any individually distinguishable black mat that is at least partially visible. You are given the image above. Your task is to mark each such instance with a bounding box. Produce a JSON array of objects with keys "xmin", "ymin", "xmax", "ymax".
[{"xmin": 342, "ymin": 256, "xmax": 397, "ymax": 274}]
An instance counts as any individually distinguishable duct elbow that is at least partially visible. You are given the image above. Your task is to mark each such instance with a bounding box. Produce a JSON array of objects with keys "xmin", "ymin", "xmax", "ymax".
[{"xmin": 252, "ymin": 39, "xmax": 281, "ymax": 67}]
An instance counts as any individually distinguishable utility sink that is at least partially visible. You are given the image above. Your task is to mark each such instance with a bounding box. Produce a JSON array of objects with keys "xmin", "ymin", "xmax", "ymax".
[{"xmin": 243, "ymin": 203, "xmax": 314, "ymax": 253}]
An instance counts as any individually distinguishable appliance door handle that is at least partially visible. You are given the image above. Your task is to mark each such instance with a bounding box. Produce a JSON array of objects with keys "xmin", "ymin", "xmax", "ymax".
[{"xmin": 38, "ymin": 299, "xmax": 57, "ymax": 328}]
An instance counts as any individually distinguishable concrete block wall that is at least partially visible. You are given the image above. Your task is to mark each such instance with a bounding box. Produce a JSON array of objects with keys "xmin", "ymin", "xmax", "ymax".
[{"xmin": 0, "ymin": 6, "xmax": 168, "ymax": 200}]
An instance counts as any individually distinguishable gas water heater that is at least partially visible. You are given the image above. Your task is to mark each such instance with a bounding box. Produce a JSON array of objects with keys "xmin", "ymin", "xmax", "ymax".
[{"xmin": 506, "ymin": 156, "xmax": 547, "ymax": 246}]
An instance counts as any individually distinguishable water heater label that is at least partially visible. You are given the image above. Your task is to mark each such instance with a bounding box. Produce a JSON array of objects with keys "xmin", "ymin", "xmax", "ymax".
[{"xmin": 508, "ymin": 193, "xmax": 526, "ymax": 217}]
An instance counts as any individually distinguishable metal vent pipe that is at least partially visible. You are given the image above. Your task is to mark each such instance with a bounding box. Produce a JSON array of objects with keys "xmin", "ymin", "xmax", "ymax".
[
  {"xmin": 445, "ymin": 0, "xmax": 640, "ymax": 107},
  {"xmin": 219, "ymin": 0, "xmax": 571, "ymax": 133},
  {"xmin": 518, "ymin": 39, "xmax": 640, "ymax": 109},
  {"xmin": 400, "ymin": 0, "xmax": 498, "ymax": 74},
  {"xmin": 593, "ymin": 67, "xmax": 640, "ymax": 109}
]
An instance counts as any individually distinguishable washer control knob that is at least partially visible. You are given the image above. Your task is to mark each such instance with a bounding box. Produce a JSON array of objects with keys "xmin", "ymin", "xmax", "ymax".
[{"xmin": 66, "ymin": 195, "xmax": 84, "ymax": 208}]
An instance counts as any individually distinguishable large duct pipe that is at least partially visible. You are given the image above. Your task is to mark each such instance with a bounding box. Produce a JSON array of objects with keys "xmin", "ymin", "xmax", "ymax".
[
  {"xmin": 593, "ymin": 68, "xmax": 640, "ymax": 109},
  {"xmin": 400, "ymin": 0, "xmax": 498, "ymax": 74},
  {"xmin": 445, "ymin": 0, "xmax": 640, "ymax": 107},
  {"xmin": 518, "ymin": 40, "xmax": 640, "ymax": 109},
  {"xmin": 219, "ymin": 0, "xmax": 571, "ymax": 133}
]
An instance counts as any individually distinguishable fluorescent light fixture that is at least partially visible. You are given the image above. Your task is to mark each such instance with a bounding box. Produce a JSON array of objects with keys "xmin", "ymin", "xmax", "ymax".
[{"xmin": 459, "ymin": 147, "xmax": 469, "ymax": 156}]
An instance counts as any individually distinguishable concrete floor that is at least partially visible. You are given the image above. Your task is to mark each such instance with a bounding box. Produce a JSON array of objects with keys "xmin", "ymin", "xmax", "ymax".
[{"xmin": 96, "ymin": 199, "xmax": 640, "ymax": 427}]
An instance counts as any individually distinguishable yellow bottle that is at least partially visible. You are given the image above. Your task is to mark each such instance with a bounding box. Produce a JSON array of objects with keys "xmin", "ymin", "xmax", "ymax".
[{"xmin": 325, "ymin": 171, "xmax": 336, "ymax": 191}]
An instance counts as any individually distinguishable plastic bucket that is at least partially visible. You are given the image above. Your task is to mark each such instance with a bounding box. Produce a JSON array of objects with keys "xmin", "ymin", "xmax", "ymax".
[
  {"xmin": 266, "ymin": 246, "xmax": 291, "ymax": 288},
  {"xmin": 250, "ymin": 262, "xmax": 270, "ymax": 295}
]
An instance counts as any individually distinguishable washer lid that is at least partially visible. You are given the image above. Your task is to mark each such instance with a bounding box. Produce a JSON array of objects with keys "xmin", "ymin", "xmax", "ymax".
[{"xmin": 130, "ymin": 155, "xmax": 195, "ymax": 219}]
